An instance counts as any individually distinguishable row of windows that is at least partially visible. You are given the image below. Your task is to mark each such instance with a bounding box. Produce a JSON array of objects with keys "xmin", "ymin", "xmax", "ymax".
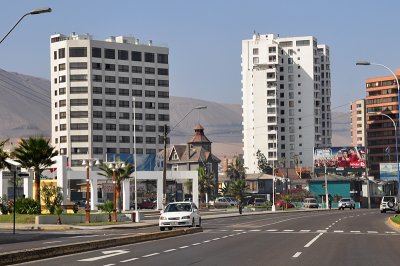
[
  {"xmin": 90, "ymin": 64, "xmax": 169, "ymax": 75},
  {"xmin": 54, "ymin": 47, "xmax": 168, "ymax": 64},
  {"xmin": 66, "ymin": 148, "xmax": 158, "ymax": 163},
  {"xmin": 366, "ymin": 80, "xmax": 397, "ymax": 88},
  {"xmin": 55, "ymin": 87, "xmax": 169, "ymax": 98},
  {"xmin": 91, "ymin": 76, "xmax": 169, "ymax": 87}
]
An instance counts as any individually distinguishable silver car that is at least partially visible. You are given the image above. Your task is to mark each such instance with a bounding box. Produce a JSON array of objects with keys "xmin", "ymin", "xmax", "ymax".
[
  {"xmin": 380, "ymin": 196, "xmax": 400, "ymax": 213},
  {"xmin": 338, "ymin": 198, "xmax": 355, "ymax": 210}
]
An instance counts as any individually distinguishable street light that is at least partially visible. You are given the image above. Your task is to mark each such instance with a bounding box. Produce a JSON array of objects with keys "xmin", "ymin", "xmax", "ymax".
[
  {"xmin": 133, "ymin": 97, "xmax": 138, "ymax": 212},
  {"xmin": 162, "ymin": 106, "xmax": 207, "ymax": 209},
  {"xmin": 0, "ymin": 7, "xmax": 52, "ymax": 44},
  {"xmin": 357, "ymin": 61, "xmax": 400, "ymax": 199},
  {"xmin": 82, "ymin": 158, "xmax": 100, "ymax": 223}
]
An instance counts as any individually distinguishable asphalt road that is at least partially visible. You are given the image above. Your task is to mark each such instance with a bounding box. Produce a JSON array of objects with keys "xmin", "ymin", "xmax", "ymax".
[{"xmin": 15, "ymin": 209, "xmax": 400, "ymax": 266}]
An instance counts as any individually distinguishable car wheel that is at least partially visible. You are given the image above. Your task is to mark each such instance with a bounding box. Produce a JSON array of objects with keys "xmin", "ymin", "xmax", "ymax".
[
  {"xmin": 196, "ymin": 218, "xmax": 202, "ymax": 227},
  {"xmin": 160, "ymin": 227, "xmax": 165, "ymax": 231},
  {"xmin": 383, "ymin": 210, "xmax": 386, "ymax": 213}
]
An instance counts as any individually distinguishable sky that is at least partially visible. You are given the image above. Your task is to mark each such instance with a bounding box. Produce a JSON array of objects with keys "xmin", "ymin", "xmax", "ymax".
[{"xmin": 0, "ymin": 1, "xmax": 399, "ymax": 112}]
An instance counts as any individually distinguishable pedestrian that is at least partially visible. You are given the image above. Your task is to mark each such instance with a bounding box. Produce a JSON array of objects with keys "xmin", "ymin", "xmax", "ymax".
[
  {"xmin": 328, "ymin": 198, "xmax": 332, "ymax": 210},
  {"xmin": 238, "ymin": 200, "xmax": 243, "ymax": 215}
]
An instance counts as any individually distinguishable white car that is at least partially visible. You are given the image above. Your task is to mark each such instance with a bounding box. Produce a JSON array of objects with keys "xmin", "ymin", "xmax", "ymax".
[
  {"xmin": 159, "ymin": 202, "xmax": 201, "ymax": 231},
  {"xmin": 380, "ymin": 196, "xmax": 400, "ymax": 213}
]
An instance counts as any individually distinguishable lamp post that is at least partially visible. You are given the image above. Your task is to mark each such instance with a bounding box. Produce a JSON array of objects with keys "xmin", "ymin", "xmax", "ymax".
[
  {"xmin": 356, "ymin": 61, "xmax": 400, "ymax": 199},
  {"xmin": 133, "ymin": 97, "xmax": 138, "ymax": 212},
  {"xmin": 161, "ymin": 106, "xmax": 207, "ymax": 209},
  {"xmin": 82, "ymin": 158, "xmax": 100, "ymax": 223},
  {"xmin": 0, "ymin": 7, "xmax": 52, "ymax": 45},
  {"xmin": 109, "ymin": 162, "xmax": 120, "ymax": 222}
]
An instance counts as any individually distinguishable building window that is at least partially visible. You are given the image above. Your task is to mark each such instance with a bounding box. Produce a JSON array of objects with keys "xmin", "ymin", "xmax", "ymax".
[
  {"xmin": 105, "ymin": 76, "xmax": 116, "ymax": 83},
  {"xmin": 145, "ymin": 79, "xmax": 155, "ymax": 86},
  {"xmin": 70, "ymin": 75, "xmax": 87, "ymax": 82},
  {"xmin": 93, "ymin": 111, "xmax": 103, "ymax": 118},
  {"xmin": 70, "ymin": 87, "xmax": 88, "ymax": 94},
  {"xmin": 60, "ymin": 136, "xmax": 67, "ymax": 143},
  {"xmin": 119, "ymin": 136, "xmax": 130, "ymax": 143},
  {"xmin": 92, "ymin": 47, "xmax": 102, "ymax": 58},
  {"xmin": 119, "ymin": 77, "xmax": 129, "ymax": 84},
  {"xmin": 93, "ymin": 123, "xmax": 103, "ymax": 130},
  {"xmin": 158, "ymin": 103, "xmax": 169, "ymax": 110},
  {"xmin": 118, "ymin": 65, "xmax": 129, "ymax": 72},
  {"xmin": 118, "ymin": 50, "xmax": 129, "ymax": 60},
  {"xmin": 93, "ymin": 135, "xmax": 103, "ymax": 142},
  {"xmin": 93, "ymin": 147, "xmax": 103, "ymax": 154},
  {"xmin": 158, "ymin": 91, "xmax": 169, "ymax": 98},
  {"xmin": 145, "ymin": 90, "xmax": 156, "ymax": 97},
  {"xmin": 93, "ymin": 87, "xmax": 102, "ymax": 94},
  {"xmin": 59, "ymin": 63, "xmax": 66, "ymax": 71},
  {"xmin": 145, "ymin": 53, "xmax": 155, "ymax": 63},
  {"xmin": 146, "ymin": 149, "xmax": 156, "ymax": 154},
  {"xmin": 105, "ymin": 87, "xmax": 116, "ymax": 95},
  {"xmin": 253, "ymin": 48, "xmax": 259, "ymax": 55},
  {"xmin": 145, "ymin": 125, "xmax": 156, "ymax": 132},
  {"xmin": 119, "ymin": 100, "xmax": 129, "ymax": 107},
  {"xmin": 119, "ymin": 112, "xmax": 130, "ymax": 120},
  {"xmin": 145, "ymin": 114, "xmax": 156, "ymax": 121},
  {"xmin": 132, "ymin": 66, "xmax": 142, "ymax": 73},
  {"xmin": 132, "ymin": 78, "xmax": 142, "ymax": 85},
  {"xmin": 69, "ymin": 47, "xmax": 87, "ymax": 57},
  {"xmin": 158, "ymin": 68, "xmax": 169, "ymax": 75},
  {"xmin": 119, "ymin": 124, "xmax": 129, "ymax": 131},
  {"xmin": 59, "ymin": 76, "xmax": 66, "ymax": 83},
  {"xmin": 70, "ymin": 62, "xmax": 87, "ymax": 69},
  {"xmin": 145, "ymin": 102, "xmax": 155, "ymax": 109},
  {"xmin": 158, "ymin": 80, "xmax": 169, "ymax": 87},
  {"xmin": 159, "ymin": 114, "xmax": 169, "ymax": 121},
  {"xmin": 71, "ymin": 135, "xmax": 88, "ymax": 142},
  {"xmin": 132, "ymin": 51, "xmax": 142, "ymax": 61},
  {"xmin": 59, "ymin": 112, "xmax": 66, "ymax": 119},
  {"xmin": 58, "ymin": 48, "xmax": 65, "ymax": 58},
  {"xmin": 93, "ymin": 99, "xmax": 102, "ymax": 106},
  {"xmin": 70, "ymin": 111, "xmax": 88, "ymax": 118},
  {"xmin": 105, "ymin": 49, "xmax": 115, "ymax": 59},
  {"xmin": 132, "ymin": 89, "xmax": 142, "ymax": 96},
  {"xmin": 134, "ymin": 113, "xmax": 142, "ymax": 120},
  {"xmin": 105, "ymin": 100, "xmax": 116, "ymax": 107},
  {"xmin": 105, "ymin": 64, "xmax": 115, "ymax": 71},
  {"xmin": 92, "ymin": 62, "xmax": 102, "ymax": 70},
  {"xmin": 60, "ymin": 124, "xmax": 67, "ymax": 131},
  {"xmin": 59, "ymin": 100, "xmax": 66, "ymax": 107},
  {"xmin": 70, "ymin": 99, "xmax": 88, "ymax": 106},
  {"xmin": 135, "ymin": 136, "xmax": 143, "ymax": 143},
  {"xmin": 120, "ymin": 148, "xmax": 130, "ymax": 154},
  {"xmin": 157, "ymin": 54, "xmax": 168, "ymax": 64},
  {"xmin": 119, "ymin": 88, "xmax": 129, "ymax": 96},
  {"xmin": 146, "ymin": 137, "xmax": 156, "ymax": 144},
  {"xmin": 145, "ymin": 67, "xmax": 155, "ymax": 74},
  {"xmin": 106, "ymin": 124, "xmax": 116, "ymax": 131},
  {"xmin": 106, "ymin": 135, "xmax": 116, "ymax": 143},
  {"xmin": 105, "ymin": 112, "xmax": 116, "ymax": 119}
]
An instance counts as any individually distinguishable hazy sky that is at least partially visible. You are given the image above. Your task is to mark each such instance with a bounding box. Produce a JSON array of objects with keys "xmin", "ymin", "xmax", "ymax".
[{"xmin": 0, "ymin": 1, "xmax": 399, "ymax": 112}]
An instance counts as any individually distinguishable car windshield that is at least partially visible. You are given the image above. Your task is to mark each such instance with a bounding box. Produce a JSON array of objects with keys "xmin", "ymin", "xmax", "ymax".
[
  {"xmin": 383, "ymin": 196, "xmax": 395, "ymax": 202},
  {"xmin": 341, "ymin": 199, "xmax": 350, "ymax": 202},
  {"xmin": 164, "ymin": 203, "xmax": 192, "ymax": 212},
  {"xmin": 308, "ymin": 199, "xmax": 317, "ymax": 203}
]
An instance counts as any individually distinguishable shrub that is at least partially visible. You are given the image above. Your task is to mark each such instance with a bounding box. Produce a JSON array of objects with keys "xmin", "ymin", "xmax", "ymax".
[
  {"xmin": 41, "ymin": 185, "xmax": 63, "ymax": 214},
  {"xmin": 14, "ymin": 198, "xmax": 40, "ymax": 214}
]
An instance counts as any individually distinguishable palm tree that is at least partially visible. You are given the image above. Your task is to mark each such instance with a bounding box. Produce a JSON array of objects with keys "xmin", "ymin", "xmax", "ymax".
[
  {"xmin": 0, "ymin": 139, "xmax": 10, "ymax": 170},
  {"xmin": 12, "ymin": 137, "xmax": 58, "ymax": 213},
  {"xmin": 98, "ymin": 160, "xmax": 134, "ymax": 212},
  {"xmin": 229, "ymin": 179, "xmax": 248, "ymax": 202},
  {"xmin": 198, "ymin": 166, "xmax": 215, "ymax": 205},
  {"xmin": 226, "ymin": 157, "xmax": 246, "ymax": 181}
]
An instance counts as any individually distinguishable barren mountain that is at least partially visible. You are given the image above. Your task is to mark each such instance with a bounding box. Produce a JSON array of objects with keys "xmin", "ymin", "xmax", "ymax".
[{"xmin": 0, "ymin": 68, "xmax": 350, "ymax": 156}]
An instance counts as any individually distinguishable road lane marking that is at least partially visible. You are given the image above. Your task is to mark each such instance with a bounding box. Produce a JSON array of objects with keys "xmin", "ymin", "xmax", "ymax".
[
  {"xmin": 222, "ymin": 236, "xmax": 228, "ymax": 238},
  {"xmin": 386, "ymin": 232, "xmax": 396, "ymax": 234},
  {"xmin": 250, "ymin": 229, "xmax": 261, "ymax": 232},
  {"xmin": 78, "ymin": 250, "xmax": 129, "ymax": 262},
  {"xmin": 68, "ymin": 234, "xmax": 100, "ymax": 239},
  {"xmin": 203, "ymin": 240, "xmax": 211, "ymax": 243},
  {"xmin": 103, "ymin": 264, "xmax": 115, "ymax": 266},
  {"xmin": 163, "ymin": 249, "xmax": 176, "ymax": 253},
  {"xmin": 304, "ymin": 233, "xmax": 323, "ymax": 248},
  {"xmin": 367, "ymin": 231, "xmax": 378, "ymax": 234},
  {"xmin": 266, "ymin": 229, "xmax": 278, "ymax": 232},
  {"xmin": 293, "ymin": 252, "xmax": 302, "ymax": 258},
  {"xmin": 179, "ymin": 246, "xmax": 189, "ymax": 249},
  {"xmin": 334, "ymin": 230, "xmax": 344, "ymax": 233},
  {"xmin": 233, "ymin": 230, "xmax": 244, "ymax": 231},
  {"xmin": 142, "ymin": 253, "xmax": 159, "ymax": 258},
  {"xmin": 283, "ymin": 230, "xmax": 294, "ymax": 232},
  {"xmin": 300, "ymin": 230, "xmax": 310, "ymax": 232},
  {"xmin": 192, "ymin": 242, "xmax": 202, "ymax": 245},
  {"xmin": 121, "ymin": 258, "xmax": 139, "ymax": 262},
  {"xmin": 212, "ymin": 238, "xmax": 220, "ymax": 240},
  {"xmin": 350, "ymin": 231, "xmax": 360, "ymax": 233},
  {"xmin": 43, "ymin": 241, "xmax": 62, "ymax": 244},
  {"xmin": 317, "ymin": 230, "xmax": 327, "ymax": 233}
]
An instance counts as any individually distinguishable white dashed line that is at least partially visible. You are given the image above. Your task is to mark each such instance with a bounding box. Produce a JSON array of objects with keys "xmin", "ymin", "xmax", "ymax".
[
  {"xmin": 233, "ymin": 230, "xmax": 244, "ymax": 232},
  {"xmin": 367, "ymin": 231, "xmax": 378, "ymax": 234},
  {"xmin": 334, "ymin": 230, "xmax": 344, "ymax": 233},
  {"xmin": 350, "ymin": 231, "xmax": 360, "ymax": 233},
  {"xmin": 203, "ymin": 240, "xmax": 211, "ymax": 243},
  {"xmin": 142, "ymin": 253, "xmax": 159, "ymax": 258},
  {"xmin": 250, "ymin": 229, "xmax": 261, "ymax": 232},
  {"xmin": 179, "ymin": 246, "xmax": 189, "ymax": 249},
  {"xmin": 300, "ymin": 230, "xmax": 311, "ymax": 232},
  {"xmin": 283, "ymin": 230, "xmax": 294, "ymax": 232},
  {"xmin": 386, "ymin": 232, "xmax": 396, "ymax": 234},
  {"xmin": 103, "ymin": 264, "xmax": 115, "ymax": 266},
  {"xmin": 163, "ymin": 249, "xmax": 176, "ymax": 253},
  {"xmin": 192, "ymin": 243, "xmax": 202, "ymax": 246},
  {"xmin": 222, "ymin": 236, "xmax": 228, "ymax": 238},
  {"xmin": 293, "ymin": 252, "xmax": 302, "ymax": 258},
  {"xmin": 220, "ymin": 229, "xmax": 228, "ymax": 232},
  {"xmin": 212, "ymin": 238, "xmax": 220, "ymax": 241},
  {"xmin": 304, "ymin": 233, "xmax": 323, "ymax": 248},
  {"xmin": 43, "ymin": 241, "xmax": 62, "ymax": 244},
  {"xmin": 266, "ymin": 229, "xmax": 278, "ymax": 232},
  {"xmin": 121, "ymin": 258, "xmax": 139, "ymax": 263},
  {"xmin": 317, "ymin": 230, "xmax": 327, "ymax": 233}
]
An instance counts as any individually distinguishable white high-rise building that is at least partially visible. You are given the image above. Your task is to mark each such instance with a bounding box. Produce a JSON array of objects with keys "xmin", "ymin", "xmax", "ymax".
[
  {"xmin": 242, "ymin": 33, "xmax": 332, "ymax": 174},
  {"xmin": 50, "ymin": 33, "xmax": 170, "ymax": 167}
]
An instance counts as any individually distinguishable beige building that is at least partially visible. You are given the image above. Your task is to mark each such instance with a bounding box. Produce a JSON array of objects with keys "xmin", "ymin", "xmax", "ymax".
[{"xmin": 350, "ymin": 99, "xmax": 366, "ymax": 147}]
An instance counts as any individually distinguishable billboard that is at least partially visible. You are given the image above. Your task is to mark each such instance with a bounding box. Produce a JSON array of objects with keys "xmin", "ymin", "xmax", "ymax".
[
  {"xmin": 380, "ymin": 163, "xmax": 400, "ymax": 181},
  {"xmin": 105, "ymin": 153, "xmax": 158, "ymax": 171},
  {"xmin": 313, "ymin": 146, "xmax": 366, "ymax": 173}
]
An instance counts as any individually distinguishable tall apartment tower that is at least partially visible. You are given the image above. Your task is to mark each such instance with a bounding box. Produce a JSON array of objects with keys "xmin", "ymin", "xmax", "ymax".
[
  {"xmin": 365, "ymin": 70, "xmax": 400, "ymax": 178},
  {"xmin": 350, "ymin": 99, "xmax": 366, "ymax": 147},
  {"xmin": 242, "ymin": 33, "xmax": 332, "ymax": 174},
  {"xmin": 50, "ymin": 33, "xmax": 170, "ymax": 167}
]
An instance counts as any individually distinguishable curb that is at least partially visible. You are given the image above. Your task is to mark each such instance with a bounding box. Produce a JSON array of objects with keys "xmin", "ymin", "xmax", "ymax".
[
  {"xmin": 387, "ymin": 217, "xmax": 400, "ymax": 230},
  {"xmin": 0, "ymin": 227, "xmax": 202, "ymax": 266}
]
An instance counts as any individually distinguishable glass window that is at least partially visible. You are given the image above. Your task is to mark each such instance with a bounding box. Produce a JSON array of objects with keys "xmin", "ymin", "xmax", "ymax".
[
  {"xmin": 70, "ymin": 99, "xmax": 88, "ymax": 106},
  {"xmin": 132, "ymin": 89, "xmax": 142, "ymax": 96},
  {"xmin": 132, "ymin": 51, "xmax": 142, "ymax": 61},
  {"xmin": 118, "ymin": 65, "xmax": 129, "ymax": 72},
  {"xmin": 157, "ymin": 53, "xmax": 168, "ymax": 64},
  {"xmin": 132, "ymin": 66, "xmax": 142, "ymax": 73},
  {"xmin": 105, "ymin": 64, "xmax": 115, "ymax": 71},
  {"xmin": 70, "ymin": 62, "xmax": 87, "ymax": 69},
  {"xmin": 132, "ymin": 78, "xmax": 142, "ymax": 85},
  {"xmin": 59, "ymin": 48, "xmax": 65, "ymax": 58},
  {"xmin": 92, "ymin": 47, "xmax": 102, "ymax": 58},
  {"xmin": 145, "ymin": 67, "xmax": 155, "ymax": 74},
  {"xmin": 158, "ymin": 68, "xmax": 169, "ymax": 75},
  {"xmin": 92, "ymin": 62, "xmax": 102, "ymax": 70},
  {"xmin": 93, "ymin": 87, "xmax": 102, "ymax": 94},
  {"xmin": 104, "ymin": 49, "xmax": 115, "ymax": 59},
  {"xmin": 70, "ymin": 87, "xmax": 88, "ymax": 94},
  {"xmin": 118, "ymin": 50, "xmax": 129, "ymax": 60},
  {"xmin": 145, "ymin": 53, "xmax": 155, "ymax": 63},
  {"xmin": 158, "ymin": 80, "xmax": 169, "ymax": 87},
  {"xmin": 69, "ymin": 47, "xmax": 87, "ymax": 57},
  {"xmin": 105, "ymin": 87, "xmax": 116, "ymax": 95}
]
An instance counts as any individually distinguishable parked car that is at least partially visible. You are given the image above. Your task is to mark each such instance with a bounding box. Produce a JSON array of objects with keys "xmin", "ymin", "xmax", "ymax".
[
  {"xmin": 159, "ymin": 202, "xmax": 201, "ymax": 231},
  {"xmin": 276, "ymin": 200, "xmax": 293, "ymax": 208},
  {"xmin": 225, "ymin": 197, "xmax": 238, "ymax": 206},
  {"xmin": 138, "ymin": 199, "xmax": 157, "ymax": 209},
  {"xmin": 338, "ymin": 198, "xmax": 355, "ymax": 210},
  {"xmin": 209, "ymin": 197, "xmax": 231, "ymax": 208},
  {"xmin": 380, "ymin": 196, "xmax": 400, "ymax": 213},
  {"xmin": 254, "ymin": 198, "xmax": 266, "ymax": 206},
  {"xmin": 303, "ymin": 198, "xmax": 319, "ymax": 208}
]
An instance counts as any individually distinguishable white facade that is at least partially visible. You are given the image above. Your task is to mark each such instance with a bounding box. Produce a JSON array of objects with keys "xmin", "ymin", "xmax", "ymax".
[
  {"xmin": 350, "ymin": 99, "xmax": 366, "ymax": 147},
  {"xmin": 50, "ymin": 33, "xmax": 170, "ymax": 167},
  {"xmin": 242, "ymin": 33, "xmax": 332, "ymax": 174}
]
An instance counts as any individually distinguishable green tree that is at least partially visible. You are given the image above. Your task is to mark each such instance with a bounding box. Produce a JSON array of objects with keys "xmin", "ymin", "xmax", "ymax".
[
  {"xmin": 0, "ymin": 139, "xmax": 10, "ymax": 170},
  {"xmin": 98, "ymin": 160, "xmax": 134, "ymax": 212},
  {"xmin": 256, "ymin": 150, "xmax": 272, "ymax": 174},
  {"xmin": 229, "ymin": 179, "xmax": 248, "ymax": 202},
  {"xmin": 226, "ymin": 157, "xmax": 246, "ymax": 181},
  {"xmin": 98, "ymin": 200, "xmax": 114, "ymax": 222},
  {"xmin": 198, "ymin": 166, "xmax": 215, "ymax": 204},
  {"xmin": 220, "ymin": 185, "xmax": 230, "ymax": 197},
  {"xmin": 12, "ymin": 137, "xmax": 58, "ymax": 213},
  {"xmin": 281, "ymin": 194, "xmax": 292, "ymax": 210},
  {"xmin": 41, "ymin": 184, "xmax": 63, "ymax": 214}
]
